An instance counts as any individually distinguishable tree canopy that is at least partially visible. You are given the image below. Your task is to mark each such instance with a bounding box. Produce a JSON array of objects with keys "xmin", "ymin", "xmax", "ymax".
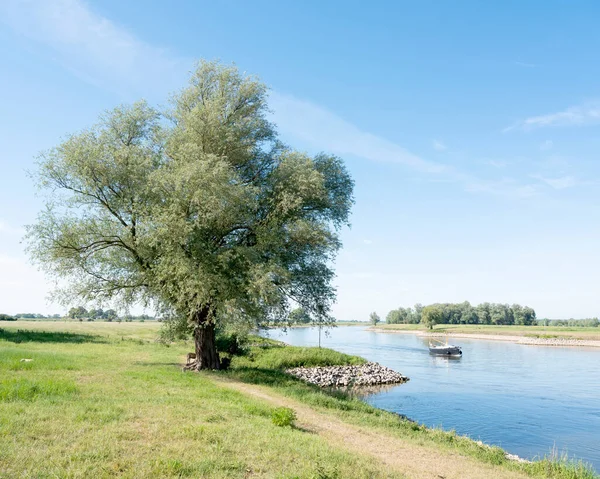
[
  {"xmin": 369, "ymin": 311, "xmax": 380, "ymax": 326},
  {"xmin": 421, "ymin": 305, "xmax": 443, "ymax": 330},
  {"xmin": 27, "ymin": 61, "xmax": 354, "ymax": 369},
  {"xmin": 386, "ymin": 302, "xmax": 536, "ymax": 326}
]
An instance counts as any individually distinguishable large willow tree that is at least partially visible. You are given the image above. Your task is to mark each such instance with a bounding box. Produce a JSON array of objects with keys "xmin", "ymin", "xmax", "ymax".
[{"xmin": 27, "ymin": 61, "xmax": 354, "ymax": 369}]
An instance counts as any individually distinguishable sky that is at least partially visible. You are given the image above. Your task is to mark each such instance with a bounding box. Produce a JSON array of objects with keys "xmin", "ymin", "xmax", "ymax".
[{"xmin": 1, "ymin": 0, "xmax": 600, "ymax": 319}]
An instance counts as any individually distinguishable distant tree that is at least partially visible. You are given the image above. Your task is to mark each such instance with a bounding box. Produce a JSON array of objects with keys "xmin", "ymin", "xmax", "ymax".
[
  {"xmin": 289, "ymin": 307, "xmax": 312, "ymax": 324},
  {"xmin": 460, "ymin": 305, "xmax": 479, "ymax": 324},
  {"xmin": 412, "ymin": 303, "xmax": 424, "ymax": 324},
  {"xmin": 88, "ymin": 308, "xmax": 104, "ymax": 320},
  {"xmin": 104, "ymin": 309, "xmax": 118, "ymax": 322},
  {"xmin": 369, "ymin": 311, "xmax": 380, "ymax": 326},
  {"xmin": 477, "ymin": 303, "xmax": 491, "ymax": 325},
  {"xmin": 421, "ymin": 305, "xmax": 443, "ymax": 330},
  {"xmin": 0, "ymin": 314, "xmax": 16, "ymax": 321},
  {"xmin": 68, "ymin": 306, "xmax": 88, "ymax": 320},
  {"xmin": 386, "ymin": 309, "xmax": 401, "ymax": 324},
  {"xmin": 521, "ymin": 306, "xmax": 536, "ymax": 325},
  {"xmin": 26, "ymin": 61, "xmax": 353, "ymax": 369}
]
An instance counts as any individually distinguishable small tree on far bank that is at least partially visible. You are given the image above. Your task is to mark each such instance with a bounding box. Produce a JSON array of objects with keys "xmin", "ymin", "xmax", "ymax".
[
  {"xmin": 369, "ymin": 311, "xmax": 380, "ymax": 326},
  {"xmin": 289, "ymin": 308, "xmax": 312, "ymax": 325},
  {"xmin": 421, "ymin": 305, "xmax": 443, "ymax": 330}
]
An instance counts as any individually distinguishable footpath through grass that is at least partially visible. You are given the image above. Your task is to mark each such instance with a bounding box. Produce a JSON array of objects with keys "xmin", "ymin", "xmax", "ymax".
[{"xmin": 0, "ymin": 321, "xmax": 597, "ymax": 479}]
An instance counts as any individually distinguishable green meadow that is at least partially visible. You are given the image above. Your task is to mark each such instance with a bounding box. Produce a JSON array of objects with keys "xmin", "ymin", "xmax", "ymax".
[{"xmin": 0, "ymin": 321, "xmax": 596, "ymax": 479}]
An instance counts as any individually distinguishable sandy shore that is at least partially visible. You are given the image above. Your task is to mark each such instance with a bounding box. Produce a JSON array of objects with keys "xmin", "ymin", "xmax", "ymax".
[{"xmin": 369, "ymin": 328, "xmax": 600, "ymax": 348}]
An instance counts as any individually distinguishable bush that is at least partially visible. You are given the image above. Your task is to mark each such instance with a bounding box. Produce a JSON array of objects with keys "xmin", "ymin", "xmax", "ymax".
[
  {"xmin": 216, "ymin": 333, "xmax": 244, "ymax": 355},
  {"xmin": 271, "ymin": 407, "xmax": 296, "ymax": 427},
  {"xmin": 0, "ymin": 314, "xmax": 16, "ymax": 321}
]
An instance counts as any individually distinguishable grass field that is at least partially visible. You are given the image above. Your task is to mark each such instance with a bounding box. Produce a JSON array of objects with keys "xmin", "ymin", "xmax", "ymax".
[
  {"xmin": 0, "ymin": 320, "xmax": 597, "ymax": 478},
  {"xmin": 375, "ymin": 323, "xmax": 600, "ymax": 341}
]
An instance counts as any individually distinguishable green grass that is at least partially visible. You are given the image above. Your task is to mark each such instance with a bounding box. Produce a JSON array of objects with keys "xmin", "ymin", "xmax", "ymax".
[
  {"xmin": 0, "ymin": 322, "xmax": 400, "ymax": 478},
  {"xmin": 235, "ymin": 342, "xmax": 365, "ymax": 370},
  {"xmin": 0, "ymin": 321, "xmax": 597, "ymax": 479},
  {"xmin": 0, "ymin": 377, "xmax": 78, "ymax": 402}
]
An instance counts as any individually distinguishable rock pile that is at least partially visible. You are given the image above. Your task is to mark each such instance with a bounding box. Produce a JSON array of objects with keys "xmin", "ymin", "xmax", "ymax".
[
  {"xmin": 505, "ymin": 453, "xmax": 532, "ymax": 463},
  {"xmin": 286, "ymin": 362, "xmax": 409, "ymax": 388}
]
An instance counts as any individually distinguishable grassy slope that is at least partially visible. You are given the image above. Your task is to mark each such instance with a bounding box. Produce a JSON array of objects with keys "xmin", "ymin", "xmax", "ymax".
[
  {"xmin": 375, "ymin": 323, "xmax": 600, "ymax": 341},
  {"xmin": 0, "ymin": 321, "xmax": 596, "ymax": 479},
  {"xmin": 0, "ymin": 322, "xmax": 396, "ymax": 478}
]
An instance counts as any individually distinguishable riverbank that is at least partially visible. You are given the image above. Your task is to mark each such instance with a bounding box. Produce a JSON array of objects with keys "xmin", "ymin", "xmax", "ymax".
[
  {"xmin": 1, "ymin": 321, "xmax": 597, "ymax": 478},
  {"xmin": 370, "ymin": 324, "xmax": 600, "ymax": 348}
]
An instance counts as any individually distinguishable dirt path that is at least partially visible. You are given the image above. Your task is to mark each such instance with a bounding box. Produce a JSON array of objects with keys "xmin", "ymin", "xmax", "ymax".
[{"xmin": 217, "ymin": 379, "xmax": 529, "ymax": 479}]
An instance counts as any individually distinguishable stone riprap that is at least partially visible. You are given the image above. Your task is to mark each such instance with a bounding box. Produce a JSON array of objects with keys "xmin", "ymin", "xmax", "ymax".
[{"xmin": 286, "ymin": 362, "xmax": 409, "ymax": 388}]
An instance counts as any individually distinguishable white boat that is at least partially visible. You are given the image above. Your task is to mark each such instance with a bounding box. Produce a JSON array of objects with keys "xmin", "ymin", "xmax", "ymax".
[{"xmin": 429, "ymin": 338, "xmax": 462, "ymax": 356}]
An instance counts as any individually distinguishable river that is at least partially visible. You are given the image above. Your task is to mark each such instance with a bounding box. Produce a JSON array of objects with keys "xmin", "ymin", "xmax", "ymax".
[{"xmin": 264, "ymin": 326, "xmax": 600, "ymax": 472}]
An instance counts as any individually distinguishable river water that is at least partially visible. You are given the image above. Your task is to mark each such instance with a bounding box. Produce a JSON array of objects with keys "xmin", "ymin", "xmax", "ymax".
[{"xmin": 264, "ymin": 326, "xmax": 600, "ymax": 472}]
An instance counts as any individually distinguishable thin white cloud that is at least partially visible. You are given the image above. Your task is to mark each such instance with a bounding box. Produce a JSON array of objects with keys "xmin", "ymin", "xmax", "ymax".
[
  {"xmin": 432, "ymin": 139, "xmax": 447, "ymax": 151},
  {"xmin": 532, "ymin": 175, "xmax": 577, "ymax": 190},
  {"xmin": 540, "ymin": 140, "xmax": 554, "ymax": 151},
  {"xmin": 0, "ymin": 0, "xmax": 188, "ymax": 97},
  {"xmin": 465, "ymin": 178, "xmax": 540, "ymax": 198},
  {"xmin": 271, "ymin": 93, "xmax": 539, "ymax": 198},
  {"xmin": 270, "ymin": 92, "xmax": 446, "ymax": 174},
  {"xmin": 487, "ymin": 160, "xmax": 508, "ymax": 168},
  {"xmin": 505, "ymin": 102, "xmax": 600, "ymax": 132},
  {"xmin": 363, "ymin": 239, "xmax": 373, "ymax": 245}
]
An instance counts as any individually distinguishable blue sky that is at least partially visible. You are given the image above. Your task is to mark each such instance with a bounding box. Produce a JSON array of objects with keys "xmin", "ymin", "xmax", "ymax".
[{"xmin": 1, "ymin": 0, "xmax": 600, "ymax": 319}]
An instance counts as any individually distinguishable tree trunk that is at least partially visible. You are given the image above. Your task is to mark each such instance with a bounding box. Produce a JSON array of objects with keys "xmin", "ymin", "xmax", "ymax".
[{"xmin": 193, "ymin": 309, "xmax": 220, "ymax": 370}]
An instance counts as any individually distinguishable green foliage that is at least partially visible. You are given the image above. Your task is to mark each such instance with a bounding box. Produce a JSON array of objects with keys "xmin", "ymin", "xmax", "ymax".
[
  {"xmin": 0, "ymin": 314, "xmax": 16, "ymax": 321},
  {"xmin": 386, "ymin": 302, "xmax": 537, "ymax": 326},
  {"xmin": 421, "ymin": 305, "xmax": 444, "ymax": 330},
  {"xmin": 543, "ymin": 318, "xmax": 600, "ymax": 328},
  {"xmin": 215, "ymin": 332, "xmax": 245, "ymax": 355},
  {"xmin": 27, "ymin": 60, "xmax": 354, "ymax": 366},
  {"xmin": 14, "ymin": 313, "xmax": 48, "ymax": 319},
  {"xmin": 369, "ymin": 311, "xmax": 380, "ymax": 326},
  {"xmin": 289, "ymin": 307, "xmax": 312, "ymax": 324},
  {"xmin": 271, "ymin": 407, "xmax": 297, "ymax": 427}
]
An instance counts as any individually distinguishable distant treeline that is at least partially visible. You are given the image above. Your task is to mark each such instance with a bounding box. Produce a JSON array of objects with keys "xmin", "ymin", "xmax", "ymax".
[
  {"xmin": 539, "ymin": 318, "xmax": 599, "ymax": 328},
  {"xmin": 67, "ymin": 306, "xmax": 156, "ymax": 322},
  {"xmin": 386, "ymin": 302, "xmax": 537, "ymax": 326}
]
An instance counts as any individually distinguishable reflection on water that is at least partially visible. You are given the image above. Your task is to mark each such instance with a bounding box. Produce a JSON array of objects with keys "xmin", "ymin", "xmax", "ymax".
[
  {"xmin": 264, "ymin": 326, "xmax": 600, "ymax": 472},
  {"xmin": 344, "ymin": 383, "xmax": 400, "ymax": 399}
]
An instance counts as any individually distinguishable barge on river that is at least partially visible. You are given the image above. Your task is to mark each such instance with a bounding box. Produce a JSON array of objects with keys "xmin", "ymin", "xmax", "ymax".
[{"xmin": 429, "ymin": 338, "xmax": 462, "ymax": 357}]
